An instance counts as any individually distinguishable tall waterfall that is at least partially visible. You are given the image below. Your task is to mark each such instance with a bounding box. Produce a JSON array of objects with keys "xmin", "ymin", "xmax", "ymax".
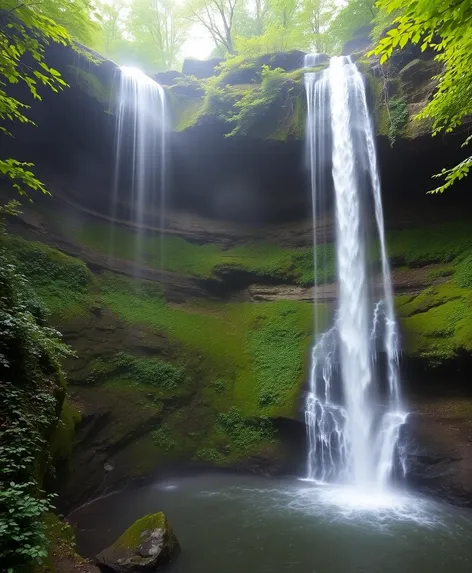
[
  {"xmin": 304, "ymin": 56, "xmax": 408, "ymax": 489},
  {"xmin": 111, "ymin": 66, "xmax": 168, "ymax": 267}
]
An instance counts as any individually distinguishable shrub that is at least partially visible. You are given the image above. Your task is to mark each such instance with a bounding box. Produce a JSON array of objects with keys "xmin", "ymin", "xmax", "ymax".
[{"xmin": 0, "ymin": 249, "xmax": 71, "ymax": 570}]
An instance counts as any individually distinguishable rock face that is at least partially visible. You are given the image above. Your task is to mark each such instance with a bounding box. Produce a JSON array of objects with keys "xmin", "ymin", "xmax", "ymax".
[
  {"xmin": 96, "ymin": 513, "xmax": 180, "ymax": 572},
  {"xmin": 404, "ymin": 400, "xmax": 472, "ymax": 508}
]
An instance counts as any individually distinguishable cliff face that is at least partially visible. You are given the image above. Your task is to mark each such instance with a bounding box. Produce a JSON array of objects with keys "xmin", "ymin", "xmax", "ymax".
[{"xmin": 3, "ymin": 42, "xmax": 472, "ymax": 510}]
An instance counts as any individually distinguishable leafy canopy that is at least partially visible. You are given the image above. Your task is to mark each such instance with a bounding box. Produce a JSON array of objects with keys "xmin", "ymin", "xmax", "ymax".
[{"xmin": 370, "ymin": 0, "xmax": 472, "ymax": 193}]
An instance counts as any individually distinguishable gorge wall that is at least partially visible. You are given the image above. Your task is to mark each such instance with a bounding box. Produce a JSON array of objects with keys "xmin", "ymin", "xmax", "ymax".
[{"xmin": 2, "ymin": 40, "xmax": 472, "ymax": 512}]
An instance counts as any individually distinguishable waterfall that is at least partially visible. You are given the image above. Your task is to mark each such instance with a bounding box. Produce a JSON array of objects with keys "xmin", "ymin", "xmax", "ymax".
[
  {"xmin": 304, "ymin": 55, "xmax": 408, "ymax": 490},
  {"xmin": 110, "ymin": 66, "xmax": 168, "ymax": 269}
]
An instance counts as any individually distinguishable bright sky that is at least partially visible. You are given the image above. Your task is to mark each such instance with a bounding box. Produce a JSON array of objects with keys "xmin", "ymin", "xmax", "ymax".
[{"xmin": 181, "ymin": 24, "xmax": 215, "ymax": 60}]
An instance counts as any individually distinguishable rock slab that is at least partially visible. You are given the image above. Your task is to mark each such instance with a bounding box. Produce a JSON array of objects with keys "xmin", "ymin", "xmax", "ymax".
[{"xmin": 96, "ymin": 512, "xmax": 180, "ymax": 572}]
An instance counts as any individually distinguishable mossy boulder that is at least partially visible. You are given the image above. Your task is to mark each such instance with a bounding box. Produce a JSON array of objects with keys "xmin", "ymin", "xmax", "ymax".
[
  {"xmin": 96, "ymin": 512, "xmax": 180, "ymax": 572},
  {"xmin": 182, "ymin": 57, "xmax": 224, "ymax": 78}
]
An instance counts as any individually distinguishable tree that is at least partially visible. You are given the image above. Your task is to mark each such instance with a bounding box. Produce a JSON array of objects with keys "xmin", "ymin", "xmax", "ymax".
[
  {"xmin": 129, "ymin": 0, "xmax": 188, "ymax": 70},
  {"xmin": 370, "ymin": 0, "xmax": 472, "ymax": 193},
  {"xmin": 0, "ymin": 2, "xmax": 73, "ymax": 197},
  {"xmin": 21, "ymin": 0, "xmax": 99, "ymax": 45},
  {"xmin": 94, "ymin": 0, "xmax": 128, "ymax": 57},
  {"xmin": 300, "ymin": 0, "xmax": 337, "ymax": 52},
  {"xmin": 324, "ymin": 0, "xmax": 377, "ymax": 54},
  {"xmin": 234, "ymin": 0, "xmax": 307, "ymax": 55},
  {"xmin": 185, "ymin": 0, "xmax": 240, "ymax": 54}
]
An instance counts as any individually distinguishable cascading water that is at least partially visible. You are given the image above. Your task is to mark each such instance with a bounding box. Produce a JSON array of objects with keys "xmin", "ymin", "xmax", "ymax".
[
  {"xmin": 110, "ymin": 66, "xmax": 168, "ymax": 269},
  {"xmin": 304, "ymin": 55, "xmax": 408, "ymax": 490}
]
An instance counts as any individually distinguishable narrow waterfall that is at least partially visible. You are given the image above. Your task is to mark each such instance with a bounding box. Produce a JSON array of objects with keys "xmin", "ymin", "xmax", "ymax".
[
  {"xmin": 111, "ymin": 66, "xmax": 168, "ymax": 268},
  {"xmin": 304, "ymin": 55, "xmax": 408, "ymax": 489}
]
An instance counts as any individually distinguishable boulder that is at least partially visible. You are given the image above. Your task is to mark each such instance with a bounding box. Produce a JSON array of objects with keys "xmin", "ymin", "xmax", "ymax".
[
  {"xmin": 182, "ymin": 57, "xmax": 224, "ymax": 78},
  {"xmin": 152, "ymin": 70, "xmax": 184, "ymax": 86},
  {"xmin": 96, "ymin": 512, "xmax": 180, "ymax": 572},
  {"xmin": 222, "ymin": 50, "xmax": 307, "ymax": 85},
  {"xmin": 404, "ymin": 410, "xmax": 472, "ymax": 508}
]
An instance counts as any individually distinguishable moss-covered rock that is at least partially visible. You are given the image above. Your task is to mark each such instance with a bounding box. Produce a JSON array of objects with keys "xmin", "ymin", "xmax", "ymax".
[{"xmin": 96, "ymin": 512, "xmax": 180, "ymax": 572}]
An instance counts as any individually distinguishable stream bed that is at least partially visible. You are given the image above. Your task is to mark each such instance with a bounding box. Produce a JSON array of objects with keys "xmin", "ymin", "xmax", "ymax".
[{"xmin": 70, "ymin": 472, "xmax": 472, "ymax": 573}]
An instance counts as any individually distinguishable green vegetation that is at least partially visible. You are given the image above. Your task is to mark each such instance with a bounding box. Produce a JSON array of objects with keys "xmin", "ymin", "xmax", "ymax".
[
  {"xmin": 151, "ymin": 424, "xmax": 176, "ymax": 451},
  {"xmin": 4, "ymin": 236, "xmax": 322, "ymax": 463},
  {"xmin": 113, "ymin": 352, "xmax": 187, "ymax": 391},
  {"xmin": 250, "ymin": 304, "xmax": 313, "ymax": 406},
  {"xmin": 0, "ymin": 249, "xmax": 71, "ymax": 570},
  {"xmin": 387, "ymin": 96, "xmax": 408, "ymax": 146},
  {"xmin": 51, "ymin": 210, "xmax": 334, "ymax": 285},
  {"xmin": 216, "ymin": 407, "xmax": 275, "ymax": 451},
  {"xmin": 36, "ymin": 513, "xmax": 88, "ymax": 573},
  {"xmin": 227, "ymin": 65, "xmax": 304, "ymax": 138},
  {"xmin": 372, "ymin": 0, "xmax": 472, "ymax": 192},
  {"xmin": 398, "ymin": 282, "xmax": 472, "ymax": 362},
  {"xmin": 0, "ymin": 3, "xmax": 72, "ymax": 199},
  {"xmin": 386, "ymin": 222, "xmax": 472, "ymax": 266},
  {"xmin": 112, "ymin": 512, "xmax": 165, "ymax": 550},
  {"xmin": 5, "ymin": 236, "xmax": 95, "ymax": 317},
  {"xmin": 67, "ymin": 66, "xmax": 111, "ymax": 104},
  {"xmin": 51, "ymin": 402, "xmax": 81, "ymax": 464}
]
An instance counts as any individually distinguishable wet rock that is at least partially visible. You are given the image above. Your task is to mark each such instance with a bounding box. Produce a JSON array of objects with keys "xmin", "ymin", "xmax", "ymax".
[
  {"xmin": 404, "ymin": 406, "xmax": 472, "ymax": 508},
  {"xmin": 96, "ymin": 512, "xmax": 180, "ymax": 572}
]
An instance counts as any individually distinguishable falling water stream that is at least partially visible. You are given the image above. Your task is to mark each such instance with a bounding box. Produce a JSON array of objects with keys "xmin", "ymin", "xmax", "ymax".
[
  {"xmin": 110, "ymin": 66, "xmax": 168, "ymax": 269},
  {"xmin": 304, "ymin": 56, "xmax": 408, "ymax": 489}
]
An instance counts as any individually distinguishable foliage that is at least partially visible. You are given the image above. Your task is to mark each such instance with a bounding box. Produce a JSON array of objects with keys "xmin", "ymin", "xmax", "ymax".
[
  {"xmin": 371, "ymin": 0, "xmax": 472, "ymax": 193},
  {"xmin": 216, "ymin": 406, "xmax": 275, "ymax": 451},
  {"xmin": 249, "ymin": 302, "xmax": 319, "ymax": 406},
  {"xmin": 0, "ymin": 248, "xmax": 71, "ymax": 570},
  {"xmin": 387, "ymin": 96, "xmax": 408, "ymax": 145},
  {"xmin": 151, "ymin": 424, "xmax": 176, "ymax": 451},
  {"xmin": 194, "ymin": 447, "xmax": 226, "ymax": 464},
  {"xmin": 128, "ymin": 0, "xmax": 189, "ymax": 70},
  {"xmin": 226, "ymin": 65, "xmax": 294, "ymax": 136},
  {"xmin": 7, "ymin": 237, "xmax": 94, "ymax": 317},
  {"xmin": 454, "ymin": 254, "xmax": 472, "ymax": 289},
  {"xmin": 323, "ymin": 0, "xmax": 377, "ymax": 54},
  {"xmin": 113, "ymin": 352, "xmax": 187, "ymax": 391},
  {"xmin": 0, "ymin": 3, "xmax": 71, "ymax": 197},
  {"xmin": 184, "ymin": 0, "xmax": 239, "ymax": 54}
]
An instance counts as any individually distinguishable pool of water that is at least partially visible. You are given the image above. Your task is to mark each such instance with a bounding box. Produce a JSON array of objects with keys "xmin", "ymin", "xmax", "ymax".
[{"xmin": 70, "ymin": 473, "xmax": 472, "ymax": 573}]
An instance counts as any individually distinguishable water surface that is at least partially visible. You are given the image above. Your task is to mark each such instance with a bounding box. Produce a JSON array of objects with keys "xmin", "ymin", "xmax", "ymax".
[{"xmin": 70, "ymin": 473, "xmax": 472, "ymax": 573}]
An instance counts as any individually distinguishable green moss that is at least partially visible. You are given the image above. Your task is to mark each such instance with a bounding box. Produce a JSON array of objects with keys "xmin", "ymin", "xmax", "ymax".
[
  {"xmin": 6, "ymin": 236, "xmax": 95, "ymax": 317},
  {"xmin": 151, "ymin": 424, "xmax": 176, "ymax": 451},
  {"xmin": 51, "ymin": 401, "xmax": 81, "ymax": 462},
  {"xmin": 193, "ymin": 447, "xmax": 226, "ymax": 464},
  {"xmin": 113, "ymin": 513, "xmax": 166, "ymax": 550},
  {"xmin": 112, "ymin": 352, "xmax": 187, "ymax": 391},
  {"xmin": 454, "ymin": 254, "xmax": 472, "ymax": 288},
  {"xmin": 35, "ymin": 513, "xmax": 86, "ymax": 573},
  {"xmin": 67, "ymin": 65, "xmax": 110, "ymax": 103},
  {"xmin": 387, "ymin": 221, "xmax": 472, "ymax": 266},
  {"xmin": 52, "ymin": 211, "xmax": 337, "ymax": 286},
  {"xmin": 215, "ymin": 406, "xmax": 275, "ymax": 452},
  {"xmin": 249, "ymin": 302, "xmax": 326, "ymax": 409},
  {"xmin": 398, "ymin": 281, "xmax": 472, "ymax": 361}
]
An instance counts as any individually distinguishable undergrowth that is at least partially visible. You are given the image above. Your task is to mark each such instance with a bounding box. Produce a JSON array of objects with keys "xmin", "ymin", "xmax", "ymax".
[
  {"xmin": 6, "ymin": 236, "xmax": 94, "ymax": 317},
  {"xmin": 0, "ymin": 249, "xmax": 71, "ymax": 570},
  {"xmin": 215, "ymin": 407, "xmax": 275, "ymax": 453}
]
